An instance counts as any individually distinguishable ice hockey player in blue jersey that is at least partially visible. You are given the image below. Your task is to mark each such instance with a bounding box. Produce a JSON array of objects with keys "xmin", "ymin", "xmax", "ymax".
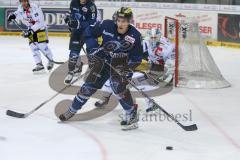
[
  {"xmin": 64, "ymin": 0, "xmax": 97, "ymax": 85},
  {"xmin": 59, "ymin": 7, "xmax": 143, "ymax": 131}
]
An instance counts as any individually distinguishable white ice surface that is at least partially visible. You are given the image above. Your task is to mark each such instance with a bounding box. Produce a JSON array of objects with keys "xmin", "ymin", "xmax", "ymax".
[{"xmin": 0, "ymin": 36, "xmax": 240, "ymax": 160}]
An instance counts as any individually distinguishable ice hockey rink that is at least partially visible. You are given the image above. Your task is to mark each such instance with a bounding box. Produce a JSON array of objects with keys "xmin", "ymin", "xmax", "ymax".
[{"xmin": 0, "ymin": 36, "xmax": 240, "ymax": 160}]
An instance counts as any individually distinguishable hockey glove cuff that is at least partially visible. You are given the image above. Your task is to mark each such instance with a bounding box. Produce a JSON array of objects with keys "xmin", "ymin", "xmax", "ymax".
[{"xmin": 8, "ymin": 13, "xmax": 16, "ymax": 22}]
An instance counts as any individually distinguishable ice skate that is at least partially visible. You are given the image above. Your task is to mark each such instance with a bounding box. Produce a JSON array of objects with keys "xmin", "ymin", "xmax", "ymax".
[
  {"xmin": 32, "ymin": 63, "xmax": 45, "ymax": 74},
  {"xmin": 59, "ymin": 109, "xmax": 76, "ymax": 122},
  {"xmin": 73, "ymin": 62, "xmax": 83, "ymax": 77},
  {"xmin": 121, "ymin": 104, "xmax": 139, "ymax": 131},
  {"xmin": 47, "ymin": 61, "xmax": 54, "ymax": 71},
  {"xmin": 146, "ymin": 100, "xmax": 159, "ymax": 113},
  {"xmin": 64, "ymin": 71, "xmax": 74, "ymax": 85}
]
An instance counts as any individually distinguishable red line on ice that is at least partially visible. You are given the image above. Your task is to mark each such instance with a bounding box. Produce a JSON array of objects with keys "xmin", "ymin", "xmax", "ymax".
[{"xmin": 181, "ymin": 90, "xmax": 240, "ymax": 151}]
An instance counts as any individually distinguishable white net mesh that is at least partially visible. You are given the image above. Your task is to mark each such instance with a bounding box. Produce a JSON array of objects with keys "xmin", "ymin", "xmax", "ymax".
[{"xmin": 166, "ymin": 17, "xmax": 231, "ymax": 89}]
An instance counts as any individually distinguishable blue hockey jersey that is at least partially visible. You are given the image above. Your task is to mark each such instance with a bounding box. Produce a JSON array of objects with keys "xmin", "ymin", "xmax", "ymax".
[
  {"xmin": 86, "ymin": 19, "xmax": 143, "ymax": 67},
  {"xmin": 70, "ymin": 0, "xmax": 97, "ymax": 31}
]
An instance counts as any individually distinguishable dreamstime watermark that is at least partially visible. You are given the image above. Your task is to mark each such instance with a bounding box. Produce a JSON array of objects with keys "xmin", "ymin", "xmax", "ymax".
[{"xmin": 118, "ymin": 109, "xmax": 193, "ymax": 123}]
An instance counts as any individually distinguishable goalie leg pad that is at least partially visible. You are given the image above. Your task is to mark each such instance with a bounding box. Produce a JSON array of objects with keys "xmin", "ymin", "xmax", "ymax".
[{"xmin": 164, "ymin": 59, "xmax": 175, "ymax": 76}]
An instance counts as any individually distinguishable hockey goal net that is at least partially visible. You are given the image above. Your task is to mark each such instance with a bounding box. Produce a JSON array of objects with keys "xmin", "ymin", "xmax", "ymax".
[{"xmin": 164, "ymin": 16, "xmax": 230, "ymax": 89}]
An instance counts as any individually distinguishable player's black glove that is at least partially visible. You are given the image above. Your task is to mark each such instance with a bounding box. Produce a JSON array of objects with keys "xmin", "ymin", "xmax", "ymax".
[
  {"xmin": 65, "ymin": 13, "xmax": 84, "ymax": 29},
  {"xmin": 7, "ymin": 13, "xmax": 16, "ymax": 22},
  {"xmin": 63, "ymin": 14, "xmax": 73, "ymax": 32},
  {"xmin": 67, "ymin": 19, "xmax": 81, "ymax": 29},
  {"xmin": 22, "ymin": 29, "xmax": 33, "ymax": 38},
  {"xmin": 64, "ymin": 14, "xmax": 70, "ymax": 24}
]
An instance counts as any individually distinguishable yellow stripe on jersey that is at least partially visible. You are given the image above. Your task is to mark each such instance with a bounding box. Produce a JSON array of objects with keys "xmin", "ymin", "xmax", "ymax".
[{"xmin": 98, "ymin": 36, "xmax": 103, "ymax": 45}]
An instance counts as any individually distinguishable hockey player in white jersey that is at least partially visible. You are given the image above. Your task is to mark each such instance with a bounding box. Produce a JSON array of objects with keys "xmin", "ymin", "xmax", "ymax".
[
  {"xmin": 95, "ymin": 28, "xmax": 175, "ymax": 113},
  {"xmin": 7, "ymin": 0, "xmax": 54, "ymax": 73}
]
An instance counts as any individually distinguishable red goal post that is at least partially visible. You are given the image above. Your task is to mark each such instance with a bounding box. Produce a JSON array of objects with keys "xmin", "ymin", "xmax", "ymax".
[{"xmin": 164, "ymin": 16, "xmax": 179, "ymax": 87}]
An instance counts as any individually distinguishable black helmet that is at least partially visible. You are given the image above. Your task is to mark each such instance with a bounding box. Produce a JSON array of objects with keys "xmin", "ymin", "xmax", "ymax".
[{"xmin": 116, "ymin": 7, "xmax": 133, "ymax": 21}]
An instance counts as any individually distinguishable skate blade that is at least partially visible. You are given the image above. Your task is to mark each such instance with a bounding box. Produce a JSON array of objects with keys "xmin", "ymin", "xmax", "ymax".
[
  {"xmin": 57, "ymin": 120, "xmax": 71, "ymax": 124},
  {"xmin": 33, "ymin": 70, "xmax": 46, "ymax": 75},
  {"xmin": 121, "ymin": 123, "xmax": 138, "ymax": 131}
]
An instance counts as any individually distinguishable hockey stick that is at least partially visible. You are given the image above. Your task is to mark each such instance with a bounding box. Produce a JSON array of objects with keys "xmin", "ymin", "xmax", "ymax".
[
  {"xmin": 12, "ymin": 20, "xmax": 64, "ymax": 64},
  {"xmin": 104, "ymin": 61, "xmax": 197, "ymax": 131},
  {"xmin": 135, "ymin": 70, "xmax": 161, "ymax": 85},
  {"xmin": 6, "ymin": 41, "xmax": 114, "ymax": 118},
  {"xmin": 6, "ymin": 43, "xmax": 113, "ymax": 118},
  {"xmin": 135, "ymin": 70, "xmax": 173, "ymax": 88},
  {"xmin": 6, "ymin": 72, "xmax": 86, "ymax": 118},
  {"xmin": 87, "ymin": 42, "xmax": 197, "ymax": 131}
]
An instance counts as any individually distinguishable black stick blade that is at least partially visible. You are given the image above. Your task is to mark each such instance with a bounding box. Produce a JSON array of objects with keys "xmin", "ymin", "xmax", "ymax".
[
  {"xmin": 6, "ymin": 110, "xmax": 26, "ymax": 118},
  {"xmin": 182, "ymin": 124, "xmax": 198, "ymax": 131},
  {"xmin": 53, "ymin": 61, "xmax": 64, "ymax": 64}
]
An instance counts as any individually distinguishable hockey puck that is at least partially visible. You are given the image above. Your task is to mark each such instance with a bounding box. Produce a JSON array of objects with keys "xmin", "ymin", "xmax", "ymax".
[
  {"xmin": 0, "ymin": 136, "xmax": 6, "ymax": 141},
  {"xmin": 166, "ymin": 146, "xmax": 173, "ymax": 150}
]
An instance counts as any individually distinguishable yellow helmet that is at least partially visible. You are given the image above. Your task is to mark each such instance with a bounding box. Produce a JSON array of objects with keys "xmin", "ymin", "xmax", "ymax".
[{"xmin": 116, "ymin": 7, "xmax": 133, "ymax": 21}]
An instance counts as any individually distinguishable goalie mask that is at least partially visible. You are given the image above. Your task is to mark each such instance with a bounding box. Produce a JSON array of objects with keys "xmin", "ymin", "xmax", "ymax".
[
  {"xmin": 145, "ymin": 28, "xmax": 162, "ymax": 49},
  {"xmin": 146, "ymin": 28, "xmax": 162, "ymax": 40}
]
